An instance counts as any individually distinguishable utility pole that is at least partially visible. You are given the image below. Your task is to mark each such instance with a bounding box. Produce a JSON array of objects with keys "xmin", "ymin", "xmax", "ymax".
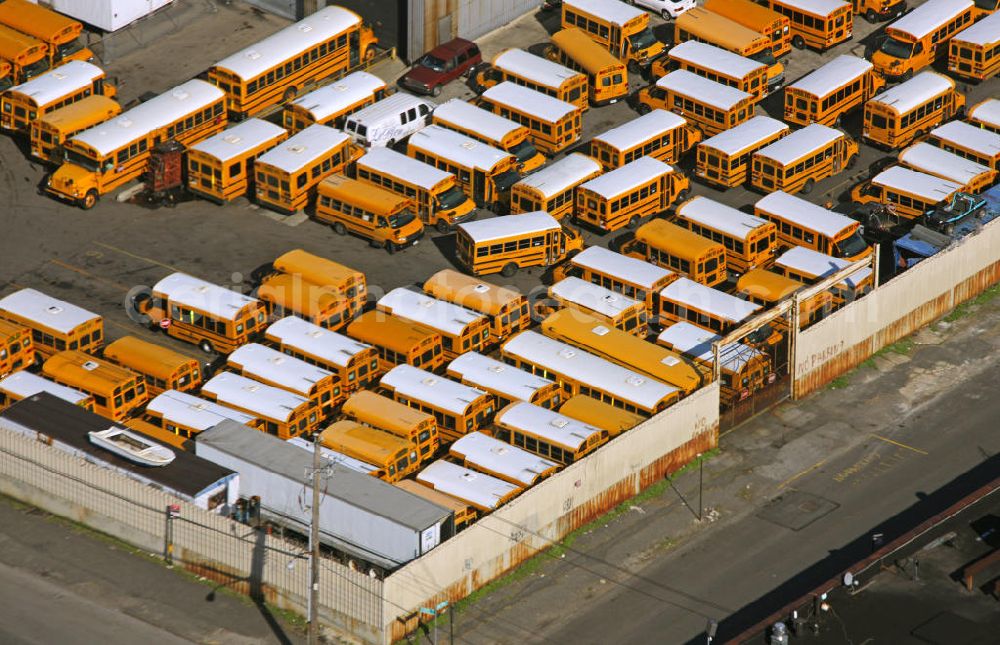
[
  {"xmin": 697, "ymin": 453, "xmax": 704, "ymax": 522},
  {"xmin": 308, "ymin": 434, "xmax": 322, "ymax": 645}
]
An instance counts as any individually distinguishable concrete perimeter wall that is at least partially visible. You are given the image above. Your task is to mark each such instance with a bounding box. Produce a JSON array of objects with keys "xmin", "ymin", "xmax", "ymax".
[
  {"xmin": 794, "ymin": 219, "xmax": 1000, "ymax": 397},
  {"xmin": 380, "ymin": 383, "xmax": 720, "ymax": 642}
]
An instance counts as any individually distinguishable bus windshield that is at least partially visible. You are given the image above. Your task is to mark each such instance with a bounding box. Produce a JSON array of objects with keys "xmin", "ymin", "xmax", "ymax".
[
  {"xmin": 879, "ymin": 37, "xmax": 914, "ymax": 59},
  {"xmin": 64, "ymin": 149, "xmax": 100, "ymax": 172},
  {"xmin": 834, "ymin": 231, "xmax": 868, "ymax": 259},
  {"xmin": 973, "ymin": 0, "xmax": 995, "ymax": 9},
  {"xmin": 630, "ymin": 27, "xmax": 658, "ymax": 51},
  {"xmin": 495, "ymin": 169, "xmax": 521, "ymax": 192},
  {"xmin": 58, "ymin": 40, "xmax": 85, "ymax": 59},
  {"xmin": 388, "ymin": 209, "xmax": 418, "ymax": 229},
  {"xmin": 0, "ymin": 76, "xmax": 12, "ymax": 92},
  {"xmin": 750, "ymin": 50, "xmax": 777, "ymax": 66},
  {"xmin": 23, "ymin": 58, "xmax": 51, "ymax": 79},
  {"xmin": 437, "ymin": 186, "xmax": 468, "ymax": 209},
  {"xmin": 509, "ymin": 139, "xmax": 539, "ymax": 164}
]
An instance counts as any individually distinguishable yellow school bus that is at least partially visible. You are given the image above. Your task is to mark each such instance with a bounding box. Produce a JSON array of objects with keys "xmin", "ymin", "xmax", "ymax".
[
  {"xmin": 207, "ymin": 6, "xmax": 377, "ymax": 119},
  {"xmin": 559, "ymin": 395, "xmax": 645, "ymax": 437},
  {"xmin": 0, "ymin": 319, "xmax": 35, "ymax": 377},
  {"xmin": 346, "ymin": 311, "xmax": 445, "ymax": 373},
  {"xmin": 657, "ymin": 277, "xmax": 762, "ymax": 335},
  {"xmin": 102, "ymin": 336, "xmax": 202, "ymax": 398},
  {"xmin": 264, "ymin": 315, "xmax": 381, "ymax": 392},
  {"xmin": 320, "ymin": 421, "xmax": 419, "ymax": 483},
  {"xmin": 432, "ymin": 98, "xmax": 546, "ymax": 173},
  {"xmin": 316, "ymin": 175, "xmax": 424, "ymax": 254},
  {"xmin": 282, "ymin": 71, "xmax": 387, "ymax": 133},
  {"xmin": 494, "ymin": 401, "xmax": 608, "ymax": 466},
  {"xmin": 705, "ymin": 0, "xmax": 792, "ymax": 58},
  {"xmin": 872, "ymin": 0, "xmax": 974, "ymax": 81},
  {"xmin": 46, "ymin": 79, "xmax": 226, "ymax": 209},
  {"xmin": 1, "ymin": 61, "xmax": 113, "ymax": 136},
  {"xmin": 773, "ymin": 246, "xmax": 874, "ymax": 306},
  {"xmin": 43, "ymin": 350, "xmax": 148, "ymax": 422},
  {"xmin": 928, "ymin": 120, "xmax": 1000, "ymax": 171},
  {"xmin": 765, "ymin": 0, "xmax": 853, "ymax": 51},
  {"xmin": 0, "ymin": 0, "xmax": 94, "ymax": 66},
  {"xmin": 561, "ymin": 0, "xmax": 665, "ymax": 71},
  {"xmin": 0, "ymin": 288, "xmax": 103, "ymax": 359},
  {"xmin": 509, "ymin": 152, "xmax": 603, "ymax": 221},
  {"xmin": 674, "ymin": 195, "xmax": 778, "ymax": 274},
  {"xmin": 784, "ymin": 55, "xmax": 884, "ymax": 127},
  {"xmin": 477, "ymin": 81, "xmax": 583, "ymax": 155},
  {"xmin": 751, "ymin": 123, "xmax": 858, "ymax": 195},
  {"xmin": 547, "ymin": 277, "xmax": 649, "ymax": 336},
  {"xmin": 696, "ymin": 115, "xmax": 790, "ymax": 188},
  {"xmin": 637, "ymin": 69, "xmax": 755, "ymax": 137},
  {"xmin": 143, "ymin": 389, "xmax": 265, "ymax": 441},
  {"xmin": 446, "ymin": 351, "xmax": 564, "ymax": 411},
  {"xmin": 393, "ymin": 479, "xmax": 478, "ymax": 531},
  {"xmin": 0, "ymin": 24, "xmax": 49, "ymax": 83},
  {"xmin": 376, "ymin": 288, "xmax": 491, "ymax": 360},
  {"xmin": 898, "ymin": 143, "xmax": 997, "ymax": 194},
  {"xmin": 755, "ymin": 190, "xmax": 871, "ymax": 260},
  {"xmin": 455, "ymin": 211, "xmax": 585, "ymax": 278},
  {"xmin": 0, "ymin": 371, "xmax": 95, "ymax": 412},
  {"xmin": 256, "ymin": 272, "xmax": 351, "ymax": 331},
  {"xmin": 656, "ymin": 40, "xmax": 769, "ymax": 102},
  {"xmin": 736, "ymin": 268, "xmax": 834, "ymax": 329},
  {"xmin": 186, "ymin": 119, "xmax": 287, "ymax": 203},
  {"xmin": 452, "ymin": 431, "xmax": 562, "ymax": 488},
  {"xmin": 423, "ymin": 269, "xmax": 531, "ymax": 342},
  {"xmin": 30, "ymin": 94, "xmax": 121, "ymax": 164},
  {"xmin": 342, "ymin": 390, "xmax": 440, "ymax": 460},
  {"xmin": 552, "ymin": 245, "xmax": 677, "ymax": 318},
  {"xmin": 270, "ymin": 249, "xmax": 366, "ymax": 319},
  {"xmin": 949, "ymin": 12, "xmax": 1000, "ymax": 81},
  {"xmin": 968, "ymin": 98, "xmax": 1000, "ymax": 134},
  {"xmin": 201, "ymin": 371, "xmax": 320, "ymax": 439},
  {"xmin": 621, "ymin": 219, "xmax": 728, "ymax": 288},
  {"xmin": 590, "ymin": 109, "xmax": 701, "ymax": 169},
  {"xmin": 473, "ymin": 47, "xmax": 588, "ymax": 111},
  {"xmin": 862, "ymin": 71, "xmax": 965, "ymax": 149},
  {"xmin": 547, "ymin": 27, "xmax": 628, "ymax": 106},
  {"xmin": 574, "ymin": 156, "xmax": 689, "ymax": 232},
  {"xmin": 850, "ymin": 166, "xmax": 964, "ymax": 220}
]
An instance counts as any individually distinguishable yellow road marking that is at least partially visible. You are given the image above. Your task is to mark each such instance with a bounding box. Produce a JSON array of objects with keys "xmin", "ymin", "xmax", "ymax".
[
  {"xmin": 777, "ymin": 458, "xmax": 827, "ymax": 490},
  {"xmin": 92, "ymin": 241, "xmax": 183, "ymax": 273},
  {"xmin": 48, "ymin": 259, "xmax": 132, "ymax": 292},
  {"xmin": 870, "ymin": 433, "xmax": 928, "ymax": 455}
]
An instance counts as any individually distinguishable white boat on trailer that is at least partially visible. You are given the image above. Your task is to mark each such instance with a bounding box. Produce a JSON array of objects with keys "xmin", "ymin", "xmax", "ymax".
[{"xmin": 88, "ymin": 427, "xmax": 176, "ymax": 467}]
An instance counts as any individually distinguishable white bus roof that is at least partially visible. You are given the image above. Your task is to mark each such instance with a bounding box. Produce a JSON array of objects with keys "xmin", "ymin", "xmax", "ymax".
[
  {"xmin": 0, "ymin": 288, "xmax": 100, "ymax": 334},
  {"xmin": 578, "ymin": 155, "xmax": 672, "ymax": 200},
  {"xmin": 969, "ymin": 98, "xmax": 1000, "ymax": 130},
  {"xmin": 899, "ymin": 143, "xmax": 992, "ymax": 187},
  {"xmin": 286, "ymin": 436, "xmax": 381, "ymax": 476},
  {"xmin": 888, "ymin": 0, "xmax": 973, "ymax": 40},
  {"xmin": 564, "ymin": 0, "xmax": 645, "ymax": 25},
  {"xmin": 699, "ymin": 115, "xmax": 789, "ymax": 156},
  {"xmin": 189, "ymin": 118, "xmax": 286, "ymax": 163},
  {"xmin": 0, "ymin": 371, "xmax": 89, "ymax": 406},
  {"xmin": 660, "ymin": 278, "xmax": 761, "ymax": 324},
  {"xmin": 7, "ymin": 60, "xmax": 103, "ymax": 106},
  {"xmin": 755, "ymin": 191, "xmax": 856, "ymax": 238},
  {"xmin": 357, "ymin": 146, "xmax": 452, "ymax": 190},
  {"xmin": 668, "ymin": 41, "xmax": 764, "ymax": 78},
  {"xmin": 502, "ymin": 331, "xmax": 678, "ymax": 410},
  {"xmin": 380, "ymin": 364, "xmax": 489, "ymax": 416},
  {"xmin": 255, "ymin": 124, "xmax": 349, "ymax": 174},
  {"xmin": 512, "ymin": 153, "xmax": 601, "ymax": 200},
  {"xmin": 789, "ymin": 55, "xmax": 872, "ymax": 98},
  {"xmin": 870, "ymin": 165, "xmax": 962, "ymax": 202},
  {"xmin": 434, "ymin": 98, "xmax": 521, "ymax": 145},
  {"xmin": 677, "ymin": 196, "xmax": 770, "ymax": 242},
  {"xmin": 228, "ymin": 343, "xmax": 333, "ymax": 397},
  {"xmin": 656, "ymin": 321, "xmax": 763, "ymax": 373},
  {"xmin": 264, "ymin": 316, "xmax": 371, "ymax": 368},
  {"xmin": 656, "ymin": 70, "xmax": 752, "ymax": 111},
  {"xmin": 201, "ymin": 371, "xmax": 310, "ymax": 423},
  {"xmin": 754, "ymin": 123, "xmax": 842, "ymax": 166},
  {"xmin": 71, "ymin": 79, "xmax": 223, "ymax": 157},
  {"xmin": 931, "ymin": 120, "xmax": 1000, "ymax": 158},
  {"xmin": 378, "ymin": 288, "xmax": 486, "ymax": 338},
  {"xmin": 592, "ymin": 109, "xmax": 686, "ymax": 152},
  {"xmin": 570, "ymin": 246, "xmax": 674, "ymax": 291},
  {"xmin": 493, "ymin": 48, "xmax": 581, "ymax": 88},
  {"xmin": 290, "ymin": 71, "xmax": 386, "ymax": 121},
  {"xmin": 450, "ymin": 431, "xmax": 557, "ymax": 487},
  {"xmin": 952, "ymin": 10, "xmax": 1000, "ymax": 46},
  {"xmin": 775, "ymin": 246, "xmax": 872, "ymax": 288},
  {"xmin": 410, "ymin": 124, "xmax": 512, "ymax": 173},
  {"xmin": 151, "ymin": 273, "xmax": 259, "ymax": 322},
  {"xmin": 778, "ymin": 0, "xmax": 850, "ymax": 16},
  {"xmin": 146, "ymin": 389, "xmax": 258, "ymax": 432},
  {"xmin": 551, "ymin": 277, "xmax": 642, "ymax": 318},
  {"xmin": 458, "ymin": 211, "xmax": 561, "ymax": 244},
  {"xmin": 417, "ymin": 459, "xmax": 520, "ymax": 511},
  {"xmin": 868, "ymin": 71, "xmax": 955, "ymax": 115},
  {"xmin": 447, "ymin": 352, "xmax": 555, "ymax": 403},
  {"xmin": 213, "ymin": 6, "xmax": 361, "ymax": 81},
  {"xmin": 496, "ymin": 402, "xmax": 603, "ymax": 453},
  {"xmin": 481, "ymin": 81, "xmax": 578, "ymax": 122}
]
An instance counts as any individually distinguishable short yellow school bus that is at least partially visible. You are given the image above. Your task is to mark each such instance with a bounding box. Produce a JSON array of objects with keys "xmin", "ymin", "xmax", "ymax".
[
  {"xmin": 862, "ymin": 71, "xmax": 965, "ymax": 150},
  {"xmin": 621, "ymin": 219, "xmax": 728, "ymax": 288},
  {"xmin": 200, "ymin": 371, "xmax": 320, "ymax": 439},
  {"xmin": 264, "ymin": 315, "xmax": 381, "ymax": 393},
  {"xmin": 552, "ymin": 245, "xmax": 677, "ymax": 318},
  {"xmin": 547, "ymin": 277, "xmax": 648, "ymax": 336},
  {"xmin": 637, "ymin": 69, "xmax": 755, "ymax": 137},
  {"xmin": 0, "ymin": 24, "xmax": 49, "ymax": 83},
  {"xmin": 547, "ymin": 27, "xmax": 628, "ymax": 106},
  {"xmin": 1, "ymin": 60, "xmax": 113, "ymax": 135},
  {"xmin": 102, "ymin": 335, "xmax": 202, "ymax": 398},
  {"xmin": 949, "ymin": 11, "xmax": 1000, "ymax": 81},
  {"xmin": 0, "ymin": 0, "xmax": 93, "ymax": 66},
  {"xmin": 282, "ymin": 71, "xmax": 387, "ymax": 133},
  {"xmin": 493, "ymin": 401, "xmax": 608, "ymax": 466},
  {"xmin": 256, "ymin": 272, "xmax": 351, "ymax": 331},
  {"xmin": 851, "ymin": 166, "xmax": 963, "ymax": 220},
  {"xmin": 928, "ymin": 120, "xmax": 1000, "ymax": 171},
  {"xmin": 377, "ymin": 287, "xmax": 492, "ymax": 360},
  {"xmin": 657, "ymin": 40, "xmax": 769, "ymax": 102},
  {"xmin": 590, "ymin": 109, "xmax": 701, "ymax": 170},
  {"xmin": 392, "ymin": 479, "xmax": 478, "ymax": 531},
  {"xmin": 751, "ymin": 123, "xmax": 858, "ymax": 195},
  {"xmin": 558, "ymin": 394, "xmax": 645, "ymax": 437},
  {"xmin": 898, "ymin": 142, "xmax": 997, "ymax": 194},
  {"xmin": 446, "ymin": 351, "xmax": 564, "ymax": 410},
  {"xmin": 346, "ymin": 311, "xmax": 445, "ymax": 374},
  {"xmin": 736, "ymin": 267, "xmax": 834, "ymax": 329},
  {"xmin": 30, "ymin": 94, "xmax": 121, "ymax": 164},
  {"xmin": 320, "ymin": 421, "xmax": 419, "ymax": 483},
  {"xmin": 968, "ymin": 98, "xmax": 1000, "ymax": 134},
  {"xmin": 0, "ymin": 288, "xmax": 103, "ymax": 359},
  {"xmin": 705, "ymin": 0, "xmax": 792, "ymax": 58},
  {"xmin": 456, "ymin": 211, "xmax": 585, "ymax": 278},
  {"xmin": 772, "ymin": 246, "xmax": 874, "ymax": 306},
  {"xmin": 674, "ymin": 195, "xmax": 778, "ymax": 274},
  {"xmin": 474, "ymin": 47, "xmax": 588, "ymax": 111},
  {"xmin": 342, "ymin": 390, "xmax": 439, "ymax": 460},
  {"xmin": 696, "ymin": 115, "xmax": 789, "ymax": 188},
  {"xmin": 432, "ymin": 98, "xmax": 546, "ymax": 174},
  {"xmin": 142, "ymin": 389, "xmax": 264, "ymax": 441},
  {"xmin": 765, "ymin": 0, "xmax": 853, "ymax": 51},
  {"xmin": 43, "ymin": 350, "xmax": 148, "ymax": 422},
  {"xmin": 561, "ymin": 0, "xmax": 665, "ymax": 71},
  {"xmin": 574, "ymin": 156, "xmax": 689, "ymax": 232},
  {"xmin": 186, "ymin": 118, "xmax": 287, "ymax": 203},
  {"xmin": 478, "ymin": 81, "xmax": 583, "ymax": 155},
  {"xmin": 270, "ymin": 249, "xmax": 366, "ymax": 319},
  {"xmin": 754, "ymin": 190, "xmax": 871, "ymax": 261},
  {"xmin": 449, "ymin": 431, "xmax": 560, "ymax": 488},
  {"xmin": 509, "ymin": 152, "xmax": 602, "ymax": 221},
  {"xmin": 784, "ymin": 55, "xmax": 884, "ymax": 127},
  {"xmin": 315, "ymin": 174, "xmax": 425, "ymax": 254},
  {"xmin": 657, "ymin": 277, "xmax": 762, "ymax": 336},
  {"xmin": 423, "ymin": 269, "xmax": 531, "ymax": 342},
  {"xmin": 872, "ymin": 0, "xmax": 974, "ymax": 81}
]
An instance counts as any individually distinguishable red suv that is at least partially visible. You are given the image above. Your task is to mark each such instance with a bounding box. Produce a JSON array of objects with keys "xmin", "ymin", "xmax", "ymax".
[{"xmin": 398, "ymin": 38, "xmax": 482, "ymax": 97}]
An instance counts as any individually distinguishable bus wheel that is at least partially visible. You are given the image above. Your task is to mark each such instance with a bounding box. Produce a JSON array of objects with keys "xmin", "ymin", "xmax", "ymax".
[
  {"xmin": 627, "ymin": 216, "xmax": 640, "ymax": 229},
  {"xmin": 283, "ymin": 86, "xmax": 298, "ymax": 102},
  {"xmin": 865, "ymin": 9, "xmax": 877, "ymax": 22},
  {"xmin": 81, "ymin": 190, "xmax": 98, "ymax": 210},
  {"xmin": 385, "ymin": 241, "xmax": 397, "ymax": 255},
  {"xmin": 333, "ymin": 222, "xmax": 347, "ymax": 235},
  {"xmin": 199, "ymin": 339, "xmax": 214, "ymax": 354},
  {"xmin": 435, "ymin": 220, "xmax": 450, "ymax": 234},
  {"xmin": 801, "ymin": 178, "xmax": 815, "ymax": 194},
  {"xmin": 500, "ymin": 262, "xmax": 518, "ymax": 278},
  {"xmin": 792, "ymin": 35, "xmax": 805, "ymax": 49},
  {"xmin": 846, "ymin": 154, "xmax": 858, "ymax": 170}
]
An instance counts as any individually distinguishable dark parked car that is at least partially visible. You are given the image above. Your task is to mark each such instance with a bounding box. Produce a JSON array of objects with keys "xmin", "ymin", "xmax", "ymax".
[{"xmin": 398, "ymin": 38, "xmax": 482, "ymax": 96}]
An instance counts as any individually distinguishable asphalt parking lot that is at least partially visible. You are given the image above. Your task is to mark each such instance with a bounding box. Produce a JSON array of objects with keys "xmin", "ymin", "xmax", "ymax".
[{"xmin": 0, "ymin": 0, "xmax": 996, "ymax": 363}]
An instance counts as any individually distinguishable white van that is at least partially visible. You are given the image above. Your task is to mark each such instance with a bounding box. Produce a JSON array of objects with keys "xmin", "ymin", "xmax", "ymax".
[
  {"xmin": 343, "ymin": 93, "xmax": 436, "ymax": 148},
  {"xmin": 633, "ymin": 0, "xmax": 696, "ymax": 20}
]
